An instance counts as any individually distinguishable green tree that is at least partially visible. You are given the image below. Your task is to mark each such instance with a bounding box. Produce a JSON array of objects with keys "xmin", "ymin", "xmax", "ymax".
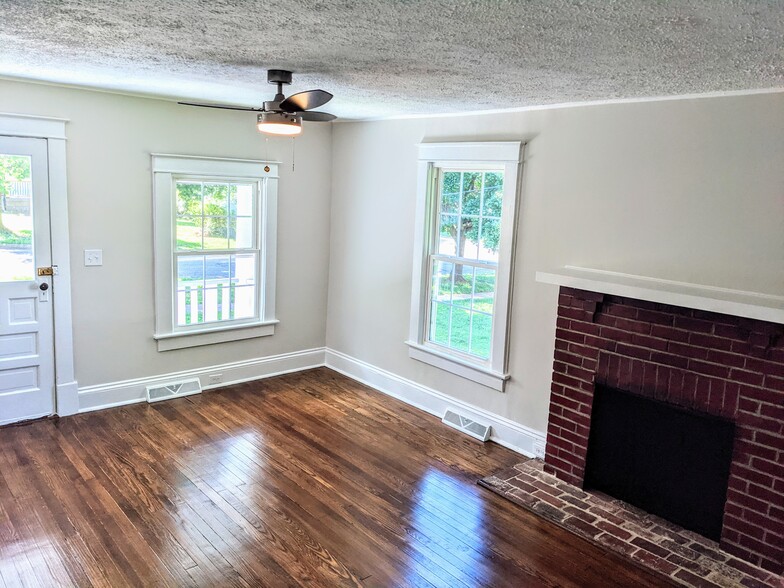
[
  {"xmin": 0, "ymin": 155, "xmax": 31, "ymax": 235},
  {"xmin": 175, "ymin": 182, "xmax": 233, "ymax": 241},
  {"xmin": 176, "ymin": 182, "xmax": 204, "ymax": 216}
]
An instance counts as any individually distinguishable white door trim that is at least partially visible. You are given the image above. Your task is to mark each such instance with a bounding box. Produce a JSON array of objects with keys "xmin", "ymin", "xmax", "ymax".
[{"xmin": 0, "ymin": 112, "xmax": 78, "ymax": 417}]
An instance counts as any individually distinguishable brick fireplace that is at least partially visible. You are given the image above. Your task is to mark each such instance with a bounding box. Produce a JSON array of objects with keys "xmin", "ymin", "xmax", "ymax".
[{"xmin": 544, "ymin": 286, "xmax": 784, "ymax": 574}]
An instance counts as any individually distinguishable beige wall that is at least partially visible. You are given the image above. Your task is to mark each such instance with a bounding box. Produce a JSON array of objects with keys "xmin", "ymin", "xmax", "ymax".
[
  {"xmin": 2, "ymin": 78, "xmax": 781, "ymax": 435},
  {"xmin": 0, "ymin": 80, "xmax": 333, "ymax": 387},
  {"xmin": 327, "ymin": 92, "xmax": 784, "ymax": 434}
]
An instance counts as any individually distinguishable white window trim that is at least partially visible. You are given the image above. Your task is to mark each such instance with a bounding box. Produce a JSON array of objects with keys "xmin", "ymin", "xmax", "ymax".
[
  {"xmin": 151, "ymin": 154, "xmax": 279, "ymax": 351},
  {"xmin": 407, "ymin": 142, "xmax": 524, "ymax": 392}
]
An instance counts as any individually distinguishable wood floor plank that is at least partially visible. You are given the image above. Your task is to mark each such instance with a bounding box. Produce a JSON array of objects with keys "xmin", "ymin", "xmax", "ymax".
[{"xmin": 0, "ymin": 368, "xmax": 670, "ymax": 587}]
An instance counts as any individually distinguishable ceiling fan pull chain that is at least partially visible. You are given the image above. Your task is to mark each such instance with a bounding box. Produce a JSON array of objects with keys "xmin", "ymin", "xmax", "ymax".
[{"xmin": 292, "ymin": 137, "xmax": 296, "ymax": 172}]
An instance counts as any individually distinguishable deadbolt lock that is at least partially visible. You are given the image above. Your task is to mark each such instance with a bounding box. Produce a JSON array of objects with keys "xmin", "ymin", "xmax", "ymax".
[{"xmin": 37, "ymin": 266, "xmax": 55, "ymax": 276}]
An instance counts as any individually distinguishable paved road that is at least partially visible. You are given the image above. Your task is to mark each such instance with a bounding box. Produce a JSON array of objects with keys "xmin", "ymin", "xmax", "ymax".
[{"xmin": 178, "ymin": 256, "xmax": 235, "ymax": 281}]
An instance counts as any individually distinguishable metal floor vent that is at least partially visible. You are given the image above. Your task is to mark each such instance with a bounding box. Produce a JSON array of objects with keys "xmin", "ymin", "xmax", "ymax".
[
  {"xmin": 442, "ymin": 409, "xmax": 491, "ymax": 442},
  {"xmin": 146, "ymin": 378, "xmax": 202, "ymax": 403}
]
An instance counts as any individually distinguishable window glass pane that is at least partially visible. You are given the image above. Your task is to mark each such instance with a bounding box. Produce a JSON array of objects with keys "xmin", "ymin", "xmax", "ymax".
[
  {"xmin": 0, "ymin": 154, "xmax": 33, "ymax": 282},
  {"xmin": 232, "ymin": 253, "xmax": 256, "ymax": 285},
  {"xmin": 176, "ymin": 181, "xmax": 203, "ymax": 216},
  {"xmin": 470, "ymin": 313, "xmax": 492, "ymax": 359},
  {"xmin": 449, "ymin": 307, "xmax": 471, "ymax": 352},
  {"xmin": 440, "ymin": 172, "xmax": 460, "ymax": 214},
  {"xmin": 427, "ymin": 260, "xmax": 495, "ymax": 359},
  {"xmin": 462, "ymin": 172, "xmax": 482, "ymax": 215},
  {"xmin": 432, "ymin": 260, "xmax": 452, "ymax": 303},
  {"xmin": 203, "ymin": 286, "xmax": 220, "ymax": 322},
  {"xmin": 451, "ymin": 265, "xmax": 474, "ymax": 308},
  {"xmin": 482, "ymin": 172, "xmax": 503, "ymax": 218},
  {"xmin": 438, "ymin": 214, "xmax": 458, "ymax": 256},
  {"xmin": 233, "ymin": 285, "xmax": 255, "ymax": 319},
  {"xmin": 479, "ymin": 218, "xmax": 500, "ymax": 262},
  {"xmin": 428, "ymin": 261, "xmax": 495, "ymax": 359},
  {"xmin": 177, "ymin": 255, "xmax": 204, "ymax": 289},
  {"xmin": 176, "ymin": 283, "xmax": 203, "ymax": 326},
  {"xmin": 176, "ymin": 216, "xmax": 202, "ymax": 250},
  {"xmin": 176, "ymin": 253, "xmax": 258, "ymax": 325},
  {"xmin": 204, "ymin": 183, "xmax": 228, "ymax": 216},
  {"xmin": 205, "ymin": 255, "xmax": 231, "ymax": 282},
  {"xmin": 230, "ymin": 184, "xmax": 254, "ymax": 216},
  {"xmin": 460, "ymin": 216, "xmax": 480, "ymax": 260},
  {"xmin": 176, "ymin": 256, "xmax": 204, "ymax": 326},
  {"xmin": 473, "ymin": 268, "xmax": 496, "ymax": 314},
  {"xmin": 229, "ymin": 217, "xmax": 253, "ymax": 249},
  {"xmin": 203, "ymin": 215, "xmax": 229, "ymax": 249},
  {"xmin": 202, "ymin": 184, "xmax": 230, "ymax": 249},
  {"xmin": 430, "ymin": 302, "xmax": 450, "ymax": 346}
]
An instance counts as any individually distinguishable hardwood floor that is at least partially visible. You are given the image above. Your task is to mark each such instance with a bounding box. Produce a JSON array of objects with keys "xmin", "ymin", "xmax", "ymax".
[{"xmin": 0, "ymin": 368, "xmax": 668, "ymax": 587}]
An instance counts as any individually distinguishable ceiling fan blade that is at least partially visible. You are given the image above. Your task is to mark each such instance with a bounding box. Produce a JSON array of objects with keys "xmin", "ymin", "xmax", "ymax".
[
  {"xmin": 178, "ymin": 101, "xmax": 261, "ymax": 112},
  {"xmin": 279, "ymin": 90, "xmax": 333, "ymax": 112},
  {"xmin": 300, "ymin": 111, "xmax": 337, "ymax": 122}
]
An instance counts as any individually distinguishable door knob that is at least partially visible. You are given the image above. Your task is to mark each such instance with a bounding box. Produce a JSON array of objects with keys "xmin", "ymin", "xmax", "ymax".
[{"xmin": 39, "ymin": 282, "xmax": 49, "ymax": 291}]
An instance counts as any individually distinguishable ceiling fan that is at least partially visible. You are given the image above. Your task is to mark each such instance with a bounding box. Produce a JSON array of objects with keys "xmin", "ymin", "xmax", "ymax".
[{"xmin": 179, "ymin": 69, "xmax": 336, "ymax": 136}]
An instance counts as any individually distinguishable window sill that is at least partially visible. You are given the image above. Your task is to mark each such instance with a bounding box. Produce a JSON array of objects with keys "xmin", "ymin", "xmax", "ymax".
[
  {"xmin": 154, "ymin": 320, "xmax": 278, "ymax": 351},
  {"xmin": 405, "ymin": 341, "xmax": 509, "ymax": 392}
]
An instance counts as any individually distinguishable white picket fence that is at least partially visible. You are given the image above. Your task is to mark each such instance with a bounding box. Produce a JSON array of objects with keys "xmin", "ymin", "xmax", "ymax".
[
  {"xmin": 177, "ymin": 280, "xmax": 255, "ymax": 325},
  {"xmin": 8, "ymin": 181, "xmax": 32, "ymax": 197},
  {"xmin": 2, "ymin": 181, "xmax": 32, "ymax": 213}
]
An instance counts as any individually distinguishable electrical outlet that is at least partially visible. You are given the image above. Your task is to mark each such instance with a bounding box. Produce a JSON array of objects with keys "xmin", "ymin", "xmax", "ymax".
[
  {"xmin": 207, "ymin": 373, "xmax": 223, "ymax": 385},
  {"xmin": 84, "ymin": 249, "xmax": 103, "ymax": 266},
  {"xmin": 533, "ymin": 441, "xmax": 546, "ymax": 460}
]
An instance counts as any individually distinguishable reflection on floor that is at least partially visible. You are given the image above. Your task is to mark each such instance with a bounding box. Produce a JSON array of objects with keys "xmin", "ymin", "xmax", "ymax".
[{"xmin": 0, "ymin": 367, "xmax": 667, "ymax": 587}]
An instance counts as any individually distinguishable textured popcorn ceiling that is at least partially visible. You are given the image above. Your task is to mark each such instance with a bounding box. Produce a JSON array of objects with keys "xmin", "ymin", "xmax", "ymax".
[{"xmin": 0, "ymin": 0, "xmax": 782, "ymax": 118}]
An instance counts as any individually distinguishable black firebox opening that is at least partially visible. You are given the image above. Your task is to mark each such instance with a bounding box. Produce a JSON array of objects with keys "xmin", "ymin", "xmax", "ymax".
[{"xmin": 584, "ymin": 385, "xmax": 736, "ymax": 541}]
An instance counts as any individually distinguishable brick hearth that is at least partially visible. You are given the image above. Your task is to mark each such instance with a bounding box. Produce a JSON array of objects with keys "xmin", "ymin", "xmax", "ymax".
[{"xmin": 545, "ymin": 287, "xmax": 784, "ymax": 573}]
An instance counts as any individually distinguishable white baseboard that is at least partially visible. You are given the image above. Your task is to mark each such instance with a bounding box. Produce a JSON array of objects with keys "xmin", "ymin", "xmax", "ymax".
[
  {"xmin": 78, "ymin": 347, "xmax": 327, "ymax": 413},
  {"xmin": 325, "ymin": 348, "xmax": 545, "ymax": 457},
  {"xmin": 76, "ymin": 345, "xmax": 545, "ymax": 459}
]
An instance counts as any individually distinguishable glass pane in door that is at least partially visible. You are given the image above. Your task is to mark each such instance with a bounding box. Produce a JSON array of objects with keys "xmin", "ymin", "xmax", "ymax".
[{"xmin": 0, "ymin": 154, "xmax": 33, "ymax": 282}]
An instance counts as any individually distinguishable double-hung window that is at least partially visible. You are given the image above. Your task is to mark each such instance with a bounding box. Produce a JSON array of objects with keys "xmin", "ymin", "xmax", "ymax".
[
  {"xmin": 152, "ymin": 155, "xmax": 278, "ymax": 351},
  {"xmin": 408, "ymin": 142, "xmax": 523, "ymax": 391}
]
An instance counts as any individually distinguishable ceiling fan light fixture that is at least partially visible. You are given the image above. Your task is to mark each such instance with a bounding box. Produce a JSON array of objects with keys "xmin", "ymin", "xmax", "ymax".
[{"xmin": 256, "ymin": 112, "xmax": 302, "ymax": 136}]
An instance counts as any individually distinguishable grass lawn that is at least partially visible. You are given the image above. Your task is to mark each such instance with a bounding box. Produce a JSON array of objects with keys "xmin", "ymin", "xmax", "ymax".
[
  {"xmin": 430, "ymin": 265, "xmax": 496, "ymax": 358},
  {"xmin": 431, "ymin": 297, "xmax": 493, "ymax": 358},
  {"xmin": 176, "ymin": 218, "xmax": 230, "ymax": 249},
  {"xmin": 0, "ymin": 212, "xmax": 32, "ymax": 245}
]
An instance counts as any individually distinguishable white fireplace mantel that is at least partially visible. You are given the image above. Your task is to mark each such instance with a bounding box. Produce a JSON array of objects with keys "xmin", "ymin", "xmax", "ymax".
[{"xmin": 536, "ymin": 266, "xmax": 784, "ymax": 325}]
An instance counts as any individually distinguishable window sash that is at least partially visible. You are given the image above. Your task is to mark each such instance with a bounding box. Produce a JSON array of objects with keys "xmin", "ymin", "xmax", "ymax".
[
  {"xmin": 426, "ymin": 258, "xmax": 497, "ymax": 360},
  {"xmin": 425, "ymin": 256, "xmax": 498, "ymax": 360},
  {"xmin": 173, "ymin": 251, "xmax": 261, "ymax": 329},
  {"xmin": 429, "ymin": 253, "xmax": 497, "ymax": 270},
  {"xmin": 170, "ymin": 178, "xmax": 263, "ymax": 332},
  {"xmin": 424, "ymin": 166, "xmax": 504, "ymax": 361}
]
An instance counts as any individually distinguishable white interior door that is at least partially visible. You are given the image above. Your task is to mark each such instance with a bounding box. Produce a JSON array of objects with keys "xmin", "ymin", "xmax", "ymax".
[{"xmin": 0, "ymin": 136, "xmax": 55, "ymax": 425}]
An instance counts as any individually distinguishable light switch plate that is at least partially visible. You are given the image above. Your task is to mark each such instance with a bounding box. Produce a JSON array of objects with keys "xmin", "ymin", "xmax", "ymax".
[{"xmin": 84, "ymin": 249, "xmax": 103, "ymax": 266}]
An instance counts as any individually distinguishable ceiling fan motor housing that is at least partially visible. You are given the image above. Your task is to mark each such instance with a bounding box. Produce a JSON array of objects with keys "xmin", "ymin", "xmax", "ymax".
[
  {"xmin": 258, "ymin": 112, "xmax": 300, "ymax": 124},
  {"xmin": 267, "ymin": 69, "xmax": 293, "ymax": 85}
]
